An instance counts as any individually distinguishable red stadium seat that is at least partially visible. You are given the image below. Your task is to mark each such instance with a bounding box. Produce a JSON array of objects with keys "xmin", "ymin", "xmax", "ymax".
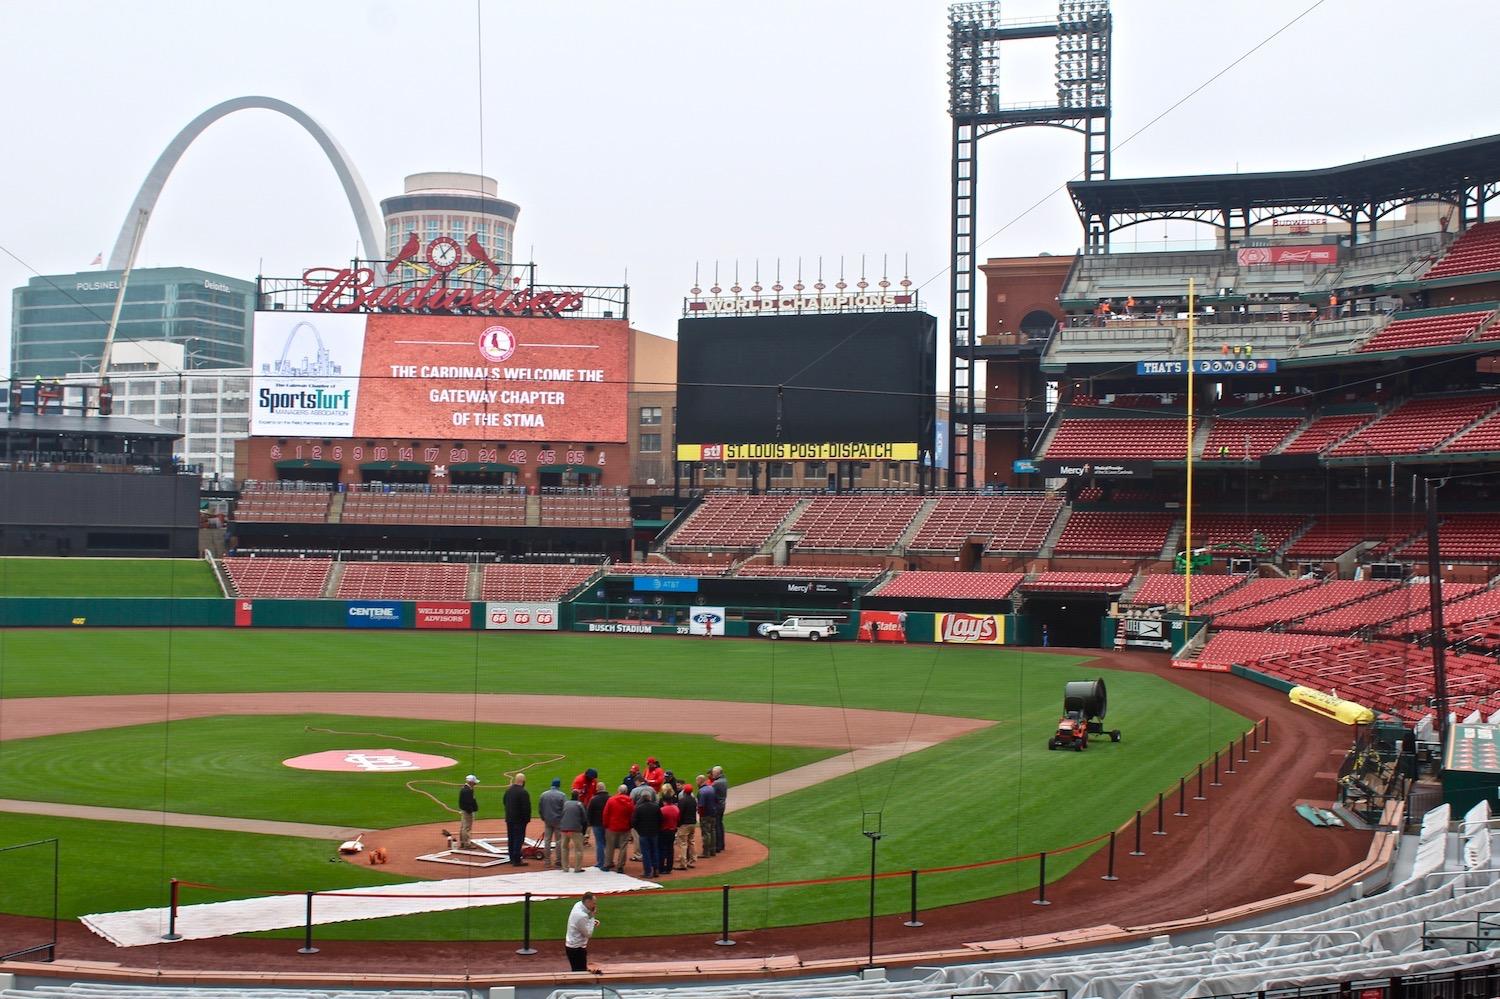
[
  {"xmin": 1053, "ymin": 511, "xmax": 1176, "ymax": 556},
  {"xmin": 1357, "ymin": 310, "xmax": 1494, "ymax": 353},
  {"xmin": 907, "ymin": 494, "xmax": 1063, "ymax": 554},
  {"xmin": 1423, "ymin": 221, "xmax": 1500, "ymax": 280},
  {"xmin": 871, "ymin": 571, "xmax": 1024, "ymax": 600},
  {"xmin": 1328, "ymin": 395, "xmax": 1498, "ymax": 457},
  {"xmin": 667, "ymin": 495, "xmax": 801, "ymax": 551},
  {"xmin": 221, "ymin": 557, "xmax": 332, "ymax": 598}
]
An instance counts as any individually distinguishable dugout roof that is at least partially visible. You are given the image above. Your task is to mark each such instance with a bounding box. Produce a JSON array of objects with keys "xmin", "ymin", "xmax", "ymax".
[{"xmin": 1069, "ymin": 133, "xmax": 1500, "ymax": 237}]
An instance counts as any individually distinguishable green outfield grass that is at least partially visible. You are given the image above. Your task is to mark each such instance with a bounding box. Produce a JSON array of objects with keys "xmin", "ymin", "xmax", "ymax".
[
  {"xmin": 0, "ymin": 630, "xmax": 1248, "ymax": 940},
  {"xmin": 0, "ymin": 558, "xmax": 221, "ymax": 598}
]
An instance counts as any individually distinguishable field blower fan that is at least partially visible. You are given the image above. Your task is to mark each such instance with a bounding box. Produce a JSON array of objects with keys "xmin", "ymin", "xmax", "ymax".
[{"xmin": 1047, "ymin": 678, "xmax": 1121, "ymax": 751}]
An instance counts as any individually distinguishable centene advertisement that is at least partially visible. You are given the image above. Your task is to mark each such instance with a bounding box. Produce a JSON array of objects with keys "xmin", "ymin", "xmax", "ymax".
[
  {"xmin": 688, "ymin": 606, "xmax": 726, "ymax": 636},
  {"xmin": 253, "ymin": 312, "xmax": 628, "ymax": 442},
  {"xmin": 415, "ymin": 602, "xmax": 472, "ymax": 630},
  {"xmin": 935, "ymin": 612, "xmax": 1006, "ymax": 645},
  {"xmin": 347, "ymin": 601, "xmax": 404, "ymax": 629},
  {"xmin": 858, "ymin": 610, "xmax": 908, "ymax": 643},
  {"xmin": 484, "ymin": 601, "xmax": 559, "ymax": 631}
]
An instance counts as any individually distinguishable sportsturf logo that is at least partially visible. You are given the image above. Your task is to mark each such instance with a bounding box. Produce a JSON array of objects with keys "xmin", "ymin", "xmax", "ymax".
[
  {"xmin": 257, "ymin": 388, "xmax": 353, "ymax": 414},
  {"xmin": 941, "ymin": 614, "xmax": 998, "ymax": 643}
]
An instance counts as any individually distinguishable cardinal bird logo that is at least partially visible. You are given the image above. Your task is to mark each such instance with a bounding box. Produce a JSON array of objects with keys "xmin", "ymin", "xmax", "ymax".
[
  {"xmin": 387, "ymin": 232, "xmax": 420, "ymax": 273},
  {"xmin": 465, "ymin": 234, "xmax": 503, "ymax": 276}
]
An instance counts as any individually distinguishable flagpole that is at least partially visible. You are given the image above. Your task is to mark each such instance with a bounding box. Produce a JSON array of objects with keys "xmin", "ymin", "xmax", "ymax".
[{"xmin": 1185, "ymin": 279, "xmax": 1196, "ymax": 617}]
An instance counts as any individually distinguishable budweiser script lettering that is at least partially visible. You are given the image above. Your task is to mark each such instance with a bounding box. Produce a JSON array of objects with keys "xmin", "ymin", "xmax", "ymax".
[
  {"xmin": 303, "ymin": 268, "xmax": 586, "ymax": 317},
  {"xmin": 941, "ymin": 614, "xmax": 999, "ymax": 643}
]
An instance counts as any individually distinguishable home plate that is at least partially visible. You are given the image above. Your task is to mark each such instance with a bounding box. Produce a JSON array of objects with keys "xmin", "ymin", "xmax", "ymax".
[{"xmin": 80, "ymin": 868, "xmax": 657, "ymax": 948}]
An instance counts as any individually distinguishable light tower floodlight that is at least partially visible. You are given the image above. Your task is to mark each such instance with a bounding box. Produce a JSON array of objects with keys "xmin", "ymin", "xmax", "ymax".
[{"xmin": 944, "ymin": 0, "xmax": 1112, "ymax": 489}]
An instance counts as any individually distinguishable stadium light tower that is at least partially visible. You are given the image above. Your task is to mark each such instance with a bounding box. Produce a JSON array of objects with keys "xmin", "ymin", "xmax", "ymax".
[{"xmin": 946, "ymin": 0, "xmax": 1111, "ymax": 487}]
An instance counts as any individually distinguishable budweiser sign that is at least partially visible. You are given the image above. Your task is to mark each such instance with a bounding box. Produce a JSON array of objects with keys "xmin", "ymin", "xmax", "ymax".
[
  {"xmin": 301, "ymin": 267, "xmax": 585, "ymax": 318},
  {"xmin": 936, "ymin": 613, "xmax": 1005, "ymax": 645}
]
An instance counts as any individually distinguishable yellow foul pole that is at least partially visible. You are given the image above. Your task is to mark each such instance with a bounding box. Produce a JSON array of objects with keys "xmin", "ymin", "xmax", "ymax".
[{"xmin": 1185, "ymin": 278, "xmax": 1196, "ymax": 617}]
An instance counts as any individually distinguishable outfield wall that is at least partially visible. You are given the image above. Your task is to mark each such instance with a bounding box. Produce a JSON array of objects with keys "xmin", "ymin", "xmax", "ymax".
[{"xmin": 0, "ymin": 596, "xmax": 1028, "ymax": 645}]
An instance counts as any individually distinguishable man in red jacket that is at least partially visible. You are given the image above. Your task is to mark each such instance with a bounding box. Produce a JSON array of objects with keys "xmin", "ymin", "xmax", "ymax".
[
  {"xmin": 643, "ymin": 757, "xmax": 666, "ymax": 792},
  {"xmin": 601, "ymin": 785, "xmax": 635, "ymax": 873},
  {"xmin": 572, "ymin": 768, "xmax": 601, "ymax": 808}
]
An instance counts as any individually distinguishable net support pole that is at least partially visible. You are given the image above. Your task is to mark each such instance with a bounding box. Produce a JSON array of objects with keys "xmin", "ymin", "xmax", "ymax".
[
  {"xmin": 162, "ymin": 878, "xmax": 182, "ymax": 941},
  {"xmin": 1195, "ymin": 762, "xmax": 1207, "ymax": 800},
  {"xmin": 1212, "ymin": 750, "xmax": 1223, "ymax": 787},
  {"xmin": 715, "ymin": 885, "xmax": 736, "ymax": 946},
  {"xmin": 1102, "ymin": 830, "xmax": 1119, "ymax": 881},
  {"xmin": 297, "ymin": 892, "xmax": 319, "ymax": 955},
  {"xmin": 1130, "ymin": 809, "xmax": 1145, "ymax": 856},
  {"xmin": 1033, "ymin": 852, "xmax": 1050, "ymax": 906},
  {"xmin": 1226, "ymin": 742, "xmax": 1238, "ymax": 774},
  {"xmin": 1175, "ymin": 776, "xmax": 1188, "ymax": 817},
  {"xmin": 1154, "ymin": 792, "xmax": 1167, "ymax": 836},
  {"xmin": 515, "ymin": 892, "xmax": 538, "ymax": 955},
  {"xmin": 903, "ymin": 870, "xmax": 924, "ymax": 928}
]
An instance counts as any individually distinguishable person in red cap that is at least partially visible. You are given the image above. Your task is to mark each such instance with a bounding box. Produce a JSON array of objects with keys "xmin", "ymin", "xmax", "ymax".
[{"xmin": 644, "ymin": 758, "xmax": 666, "ymax": 792}]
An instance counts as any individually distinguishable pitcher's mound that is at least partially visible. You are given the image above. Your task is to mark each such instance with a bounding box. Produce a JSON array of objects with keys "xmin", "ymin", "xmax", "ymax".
[{"xmin": 344, "ymin": 820, "xmax": 768, "ymax": 880}]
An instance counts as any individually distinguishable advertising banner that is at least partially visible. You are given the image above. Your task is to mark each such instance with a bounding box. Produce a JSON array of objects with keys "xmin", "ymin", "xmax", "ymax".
[
  {"xmin": 935, "ymin": 612, "xmax": 1006, "ymax": 645},
  {"xmin": 633, "ymin": 576, "xmax": 699, "ymax": 593},
  {"xmin": 1121, "ymin": 617, "xmax": 1170, "ymax": 650},
  {"xmin": 415, "ymin": 602, "xmax": 473, "ymax": 630},
  {"xmin": 1136, "ymin": 358, "xmax": 1277, "ymax": 376},
  {"xmin": 1236, "ymin": 245, "xmax": 1338, "ymax": 267},
  {"xmin": 858, "ymin": 610, "xmax": 908, "ymax": 643},
  {"xmin": 688, "ymin": 606, "xmax": 727, "ymax": 636},
  {"xmin": 484, "ymin": 601, "xmax": 559, "ymax": 631},
  {"xmin": 234, "ymin": 600, "xmax": 253, "ymax": 627},
  {"xmin": 676, "ymin": 442, "xmax": 919, "ymax": 462},
  {"xmin": 1033, "ymin": 460, "xmax": 1153, "ymax": 479},
  {"xmin": 346, "ymin": 601, "xmax": 404, "ymax": 629},
  {"xmin": 253, "ymin": 313, "xmax": 628, "ymax": 442}
]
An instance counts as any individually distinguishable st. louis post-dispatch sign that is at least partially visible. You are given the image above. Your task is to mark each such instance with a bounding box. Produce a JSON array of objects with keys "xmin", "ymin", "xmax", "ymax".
[{"xmin": 676, "ymin": 442, "xmax": 920, "ymax": 462}]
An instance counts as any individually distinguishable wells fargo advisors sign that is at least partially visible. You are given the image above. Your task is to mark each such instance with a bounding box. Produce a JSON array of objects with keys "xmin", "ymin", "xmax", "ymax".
[
  {"xmin": 252, "ymin": 311, "xmax": 627, "ymax": 442},
  {"xmin": 676, "ymin": 442, "xmax": 920, "ymax": 462}
]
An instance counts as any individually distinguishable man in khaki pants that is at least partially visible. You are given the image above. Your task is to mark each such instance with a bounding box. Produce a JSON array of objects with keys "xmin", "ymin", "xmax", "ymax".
[
  {"xmin": 457, "ymin": 774, "xmax": 480, "ymax": 848},
  {"xmin": 676, "ymin": 782, "xmax": 699, "ymax": 868}
]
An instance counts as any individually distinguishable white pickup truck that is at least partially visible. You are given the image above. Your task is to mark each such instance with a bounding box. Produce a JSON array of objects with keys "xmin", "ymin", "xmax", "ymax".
[{"xmin": 757, "ymin": 617, "xmax": 839, "ymax": 641}]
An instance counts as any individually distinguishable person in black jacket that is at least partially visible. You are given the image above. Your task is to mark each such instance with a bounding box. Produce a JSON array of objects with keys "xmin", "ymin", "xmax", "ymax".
[
  {"xmin": 458, "ymin": 774, "xmax": 480, "ymax": 849},
  {"xmin": 631, "ymin": 790, "xmax": 663, "ymax": 878},
  {"xmin": 586, "ymin": 784, "xmax": 609, "ymax": 870},
  {"xmin": 502, "ymin": 773, "xmax": 531, "ymax": 866}
]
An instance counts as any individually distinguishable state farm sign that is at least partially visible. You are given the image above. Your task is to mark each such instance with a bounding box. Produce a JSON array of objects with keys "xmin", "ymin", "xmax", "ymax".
[{"xmin": 935, "ymin": 613, "xmax": 1006, "ymax": 645}]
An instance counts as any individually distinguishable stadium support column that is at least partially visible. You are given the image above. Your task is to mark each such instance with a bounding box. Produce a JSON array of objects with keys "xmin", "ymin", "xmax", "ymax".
[
  {"xmin": 950, "ymin": 118, "xmax": 977, "ymax": 489},
  {"xmin": 1426, "ymin": 478, "xmax": 1450, "ymax": 752}
]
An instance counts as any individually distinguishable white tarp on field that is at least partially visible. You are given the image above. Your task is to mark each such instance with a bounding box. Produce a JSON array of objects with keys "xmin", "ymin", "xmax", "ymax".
[{"xmin": 81, "ymin": 867, "xmax": 657, "ymax": 947}]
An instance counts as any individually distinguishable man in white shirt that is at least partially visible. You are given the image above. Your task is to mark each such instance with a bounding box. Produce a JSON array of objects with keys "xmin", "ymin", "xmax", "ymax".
[{"xmin": 564, "ymin": 891, "xmax": 599, "ymax": 972}]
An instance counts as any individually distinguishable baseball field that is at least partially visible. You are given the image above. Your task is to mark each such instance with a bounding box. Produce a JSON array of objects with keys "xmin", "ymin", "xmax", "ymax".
[{"xmin": 0, "ymin": 560, "xmax": 1248, "ymax": 944}]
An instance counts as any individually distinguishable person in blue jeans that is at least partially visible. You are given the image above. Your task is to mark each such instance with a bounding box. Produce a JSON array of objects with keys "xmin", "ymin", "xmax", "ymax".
[
  {"xmin": 585, "ymin": 783, "xmax": 608, "ymax": 870},
  {"xmin": 631, "ymin": 790, "xmax": 663, "ymax": 878}
]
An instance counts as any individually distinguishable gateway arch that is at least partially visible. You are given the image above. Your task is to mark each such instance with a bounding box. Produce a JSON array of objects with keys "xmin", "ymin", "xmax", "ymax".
[{"xmin": 107, "ymin": 96, "xmax": 382, "ymax": 269}]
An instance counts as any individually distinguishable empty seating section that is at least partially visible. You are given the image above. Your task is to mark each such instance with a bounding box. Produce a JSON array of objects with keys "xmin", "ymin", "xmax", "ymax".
[
  {"xmin": 539, "ymin": 490, "xmax": 631, "ymax": 527},
  {"xmin": 668, "ymin": 496, "xmax": 799, "ymax": 550},
  {"xmin": 1329, "ymin": 395, "xmax": 1497, "ymax": 457},
  {"xmin": 872, "ymin": 571, "xmax": 1023, "ymax": 600},
  {"xmin": 1285, "ymin": 513, "xmax": 1424, "ymax": 559},
  {"xmin": 1127, "ymin": 573, "xmax": 1242, "ymax": 607},
  {"xmin": 1194, "ymin": 631, "xmax": 1354, "ymax": 671},
  {"xmin": 1191, "ymin": 512, "xmax": 1306, "ymax": 552},
  {"xmin": 1279, "ymin": 412, "xmax": 1376, "ymax": 454},
  {"xmin": 1445, "ymin": 408, "xmax": 1500, "ymax": 452},
  {"xmin": 1424, "ymin": 220, "xmax": 1500, "ymax": 279},
  {"xmin": 233, "ymin": 488, "xmax": 331, "ymax": 523},
  {"xmin": 336, "ymin": 562, "xmax": 469, "ymax": 600},
  {"xmin": 1357, "ymin": 310, "xmax": 1493, "ymax": 353},
  {"xmin": 908, "ymin": 494, "xmax": 1063, "ymax": 553},
  {"xmin": 1195, "ymin": 577, "xmax": 1313, "ymax": 618},
  {"xmin": 1392, "ymin": 513, "xmax": 1500, "ymax": 561},
  {"xmin": 341, "ymin": 491, "xmax": 526, "ymax": 526},
  {"xmin": 1045, "ymin": 418, "xmax": 1187, "ymax": 459},
  {"xmin": 1023, "ymin": 570, "xmax": 1133, "ymax": 592},
  {"xmin": 792, "ymin": 496, "xmax": 925, "ymax": 551},
  {"xmin": 1200, "ymin": 418, "xmax": 1301, "ymax": 459},
  {"xmin": 606, "ymin": 562, "xmax": 727, "ymax": 576},
  {"xmin": 221, "ymin": 557, "xmax": 331, "ymax": 598},
  {"xmin": 481, "ymin": 564, "xmax": 596, "ymax": 601},
  {"xmin": 1386, "ymin": 587, "xmax": 1500, "ymax": 638},
  {"xmin": 1296, "ymin": 583, "xmax": 1483, "ymax": 635},
  {"xmin": 735, "ymin": 564, "xmax": 883, "ymax": 580},
  {"xmin": 1053, "ymin": 510, "xmax": 1176, "ymax": 556},
  {"xmin": 1211, "ymin": 579, "xmax": 1397, "ymax": 630}
]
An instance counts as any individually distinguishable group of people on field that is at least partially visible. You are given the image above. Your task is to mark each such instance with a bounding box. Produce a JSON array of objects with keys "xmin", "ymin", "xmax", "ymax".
[{"xmin": 461, "ymin": 758, "xmax": 730, "ymax": 879}]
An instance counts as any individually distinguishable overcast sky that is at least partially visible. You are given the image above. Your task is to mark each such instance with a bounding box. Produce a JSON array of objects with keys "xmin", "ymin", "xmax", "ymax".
[{"xmin": 2, "ymin": 0, "xmax": 1497, "ymax": 378}]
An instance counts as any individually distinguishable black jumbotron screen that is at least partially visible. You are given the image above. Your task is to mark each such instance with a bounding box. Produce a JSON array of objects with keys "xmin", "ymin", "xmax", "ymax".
[{"xmin": 676, "ymin": 312, "xmax": 936, "ymax": 450}]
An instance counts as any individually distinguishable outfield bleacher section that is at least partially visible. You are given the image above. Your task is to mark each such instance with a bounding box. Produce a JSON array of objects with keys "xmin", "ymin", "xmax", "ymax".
[
  {"xmin": 1328, "ymin": 394, "xmax": 1499, "ymax": 458},
  {"xmin": 606, "ymin": 561, "xmax": 730, "ymax": 576},
  {"xmin": 1278, "ymin": 411, "xmax": 1378, "ymax": 455},
  {"xmin": 1283, "ymin": 513, "xmax": 1424, "ymax": 559},
  {"xmin": 481, "ymin": 563, "xmax": 596, "ymax": 600},
  {"xmin": 1200, "ymin": 417, "xmax": 1302, "ymax": 459},
  {"xmin": 539, "ymin": 489, "xmax": 631, "ymax": 527},
  {"xmin": 1293, "ymin": 582, "xmax": 1482, "ymax": 635},
  {"xmin": 1357, "ymin": 309, "xmax": 1495, "ymax": 353},
  {"xmin": 341, "ymin": 490, "xmax": 527, "ymax": 526},
  {"xmin": 870, "ymin": 570, "xmax": 1024, "ymax": 600},
  {"xmin": 1044, "ymin": 416, "xmax": 1188, "ymax": 459},
  {"xmin": 1126, "ymin": 572, "xmax": 1243, "ymax": 607},
  {"xmin": 233, "ymin": 485, "xmax": 332, "ymax": 523},
  {"xmin": 666, "ymin": 495, "xmax": 800, "ymax": 551},
  {"xmin": 1022, "ymin": 570, "xmax": 1133, "ymax": 592},
  {"xmin": 1190, "ymin": 512, "xmax": 1305, "ymax": 552},
  {"xmin": 1052, "ymin": 510, "xmax": 1175, "ymax": 556},
  {"xmin": 790, "ymin": 495, "xmax": 924, "ymax": 551},
  {"xmin": 735, "ymin": 564, "xmax": 883, "ymax": 580},
  {"xmin": 335, "ymin": 562, "xmax": 469, "ymax": 600},
  {"xmin": 906, "ymin": 494, "xmax": 1062, "ymax": 554},
  {"xmin": 1194, "ymin": 577, "xmax": 1314, "ymax": 618},
  {"xmin": 1390, "ymin": 513, "xmax": 1500, "ymax": 562},
  {"xmin": 221, "ymin": 556, "xmax": 332, "ymax": 598},
  {"xmin": 1424, "ymin": 219, "xmax": 1500, "ymax": 279},
  {"xmin": 1210, "ymin": 578, "xmax": 1397, "ymax": 630}
]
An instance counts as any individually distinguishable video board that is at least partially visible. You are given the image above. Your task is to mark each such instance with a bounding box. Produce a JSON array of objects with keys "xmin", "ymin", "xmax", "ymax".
[
  {"xmin": 675, "ymin": 312, "xmax": 936, "ymax": 460},
  {"xmin": 251, "ymin": 312, "xmax": 628, "ymax": 442}
]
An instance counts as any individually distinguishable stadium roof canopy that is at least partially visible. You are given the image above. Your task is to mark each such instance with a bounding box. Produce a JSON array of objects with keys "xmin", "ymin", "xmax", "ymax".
[
  {"xmin": 0, "ymin": 413, "xmax": 179, "ymax": 439},
  {"xmin": 1069, "ymin": 134, "xmax": 1500, "ymax": 246}
]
